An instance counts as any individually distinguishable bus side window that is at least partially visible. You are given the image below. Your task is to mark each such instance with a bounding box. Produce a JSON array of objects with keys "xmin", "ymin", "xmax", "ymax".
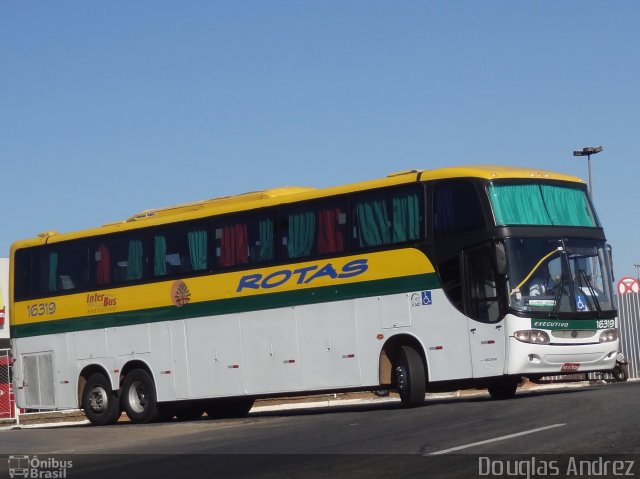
[
  {"xmin": 316, "ymin": 204, "xmax": 346, "ymax": 255},
  {"xmin": 437, "ymin": 255, "xmax": 464, "ymax": 312},
  {"xmin": 279, "ymin": 200, "xmax": 346, "ymax": 260},
  {"xmin": 38, "ymin": 241, "xmax": 91, "ymax": 294},
  {"xmin": 154, "ymin": 223, "xmax": 208, "ymax": 277},
  {"xmin": 248, "ymin": 216, "xmax": 275, "ymax": 263},
  {"xmin": 13, "ymin": 249, "xmax": 33, "ymax": 301},
  {"xmin": 215, "ymin": 214, "xmax": 275, "ymax": 267},
  {"xmin": 433, "ymin": 180, "xmax": 485, "ymax": 240},
  {"xmin": 216, "ymin": 220, "xmax": 248, "ymax": 267},
  {"xmin": 352, "ymin": 186, "xmax": 421, "ymax": 249}
]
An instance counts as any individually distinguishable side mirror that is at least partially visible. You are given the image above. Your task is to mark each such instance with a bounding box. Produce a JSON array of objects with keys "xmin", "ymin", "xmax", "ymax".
[
  {"xmin": 606, "ymin": 244, "xmax": 615, "ymax": 283},
  {"xmin": 495, "ymin": 242, "xmax": 507, "ymax": 276}
]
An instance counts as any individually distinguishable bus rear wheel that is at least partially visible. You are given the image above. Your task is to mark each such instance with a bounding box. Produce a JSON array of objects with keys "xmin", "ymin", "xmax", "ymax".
[
  {"xmin": 121, "ymin": 369, "xmax": 159, "ymax": 424},
  {"xmin": 394, "ymin": 345, "xmax": 426, "ymax": 408},
  {"xmin": 82, "ymin": 373, "xmax": 121, "ymax": 426}
]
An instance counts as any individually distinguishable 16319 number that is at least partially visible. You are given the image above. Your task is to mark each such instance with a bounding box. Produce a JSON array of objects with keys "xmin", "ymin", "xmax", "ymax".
[{"xmin": 27, "ymin": 302, "xmax": 57, "ymax": 317}]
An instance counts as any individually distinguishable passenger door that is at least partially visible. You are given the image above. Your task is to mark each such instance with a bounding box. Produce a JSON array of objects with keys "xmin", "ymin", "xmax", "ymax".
[{"xmin": 463, "ymin": 243, "xmax": 506, "ymax": 377}]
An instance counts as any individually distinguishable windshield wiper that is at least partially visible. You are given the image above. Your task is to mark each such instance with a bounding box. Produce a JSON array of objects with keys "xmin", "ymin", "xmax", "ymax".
[
  {"xmin": 550, "ymin": 274, "xmax": 565, "ymax": 318},
  {"xmin": 578, "ymin": 268, "xmax": 602, "ymax": 315}
]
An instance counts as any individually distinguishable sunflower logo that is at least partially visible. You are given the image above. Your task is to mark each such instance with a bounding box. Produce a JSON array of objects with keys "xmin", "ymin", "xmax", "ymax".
[{"xmin": 171, "ymin": 280, "xmax": 191, "ymax": 307}]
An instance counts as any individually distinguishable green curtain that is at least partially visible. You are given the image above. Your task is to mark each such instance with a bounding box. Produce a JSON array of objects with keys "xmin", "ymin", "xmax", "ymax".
[
  {"xmin": 540, "ymin": 185, "xmax": 596, "ymax": 227},
  {"xmin": 188, "ymin": 229, "xmax": 208, "ymax": 271},
  {"xmin": 490, "ymin": 183, "xmax": 597, "ymax": 227},
  {"xmin": 489, "ymin": 184, "xmax": 551, "ymax": 225},
  {"xmin": 154, "ymin": 235, "xmax": 167, "ymax": 276},
  {"xmin": 356, "ymin": 199, "xmax": 391, "ymax": 247},
  {"xmin": 258, "ymin": 218, "xmax": 274, "ymax": 261},
  {"xmin": 48, "ymin": 252, "xmax": 58, "ymax": 292},
  {"xmin": 392, "ymin": 192, "xmax": 419, "ymax": 243},
  {"xmin": 126, "ymin": 239, "xmax": 143, "ymax": 281},
  {"xmin": 288, "ymin": 211, "xmax": 315, "ymax": 258}
]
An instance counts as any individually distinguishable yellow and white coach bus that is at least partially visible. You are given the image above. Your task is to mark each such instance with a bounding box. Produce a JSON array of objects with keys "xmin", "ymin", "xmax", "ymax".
[{"xmin": 10, "ymin": 166, "xmax": 619, "ymax": 425}]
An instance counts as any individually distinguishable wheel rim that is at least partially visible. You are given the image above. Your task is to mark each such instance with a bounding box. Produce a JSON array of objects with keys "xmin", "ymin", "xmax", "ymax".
[
  {"xmin": 394, "ymin": 364, "xmax": 408, "ymax": 394},
  {"xmin": 88, "ymin": 386, "xmax": 109, "ymax": 414},
  {"xmin": 128, "ymin": 380, "xmax": 148, "ymax": 414}
]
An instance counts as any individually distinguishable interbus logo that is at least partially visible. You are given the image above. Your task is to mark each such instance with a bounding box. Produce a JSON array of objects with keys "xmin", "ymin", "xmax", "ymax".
[{"xmin": 86, "ymin": 293, "xmax": 118, "ymax": 314}]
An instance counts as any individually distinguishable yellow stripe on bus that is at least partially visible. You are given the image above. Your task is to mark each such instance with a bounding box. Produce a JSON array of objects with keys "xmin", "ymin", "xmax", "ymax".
[{"xmin": 13, "ymin": 248, "xmax": 435, "ymax": 327}]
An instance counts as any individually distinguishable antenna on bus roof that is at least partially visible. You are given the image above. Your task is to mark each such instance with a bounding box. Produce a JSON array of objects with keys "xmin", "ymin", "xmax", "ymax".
[{"xmin": 387, "ymin": 169, "xmax": 423, "ymax": 178}]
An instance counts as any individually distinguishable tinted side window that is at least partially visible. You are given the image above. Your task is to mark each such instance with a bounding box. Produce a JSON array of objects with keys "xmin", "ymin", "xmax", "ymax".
[
  {"xmin": 34, "ymin": 241, "xmax": 91, "ymax": 296},
  {"xmin": 352, "ymin": 186, "xmax": 422, "ymax": 249},
  {"xmin": 433, "ymin": 180, "xmax": 485, "ymax": 240},
  {"xmin": 94, "ymin": 233, "xmax": 147, "ymax": 286},
  {"xmin": 214, "ymin": 213, "xmax": 275, "ymax": 267},
  {"xmin": 13, "ymin": 249, "xmax": 33, "ymax": 301},
  {"xmin": 279, "ymin": 199, "xmax": 347, "ymax": 260},
  {"xmin": 153, "ymin": 222, "xmax": 209, "ymax": 278}
]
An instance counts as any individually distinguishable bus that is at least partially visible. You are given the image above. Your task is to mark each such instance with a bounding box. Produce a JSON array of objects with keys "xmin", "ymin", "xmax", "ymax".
[{"xmin": 9, "ymin": 166, "xmax": 619, "ymax": 426}]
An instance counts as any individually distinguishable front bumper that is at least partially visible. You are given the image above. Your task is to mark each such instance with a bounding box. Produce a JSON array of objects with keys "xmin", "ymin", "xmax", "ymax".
[{"xmin": 506, "ymin": 337, "xmax": 619, "ymax": 375}]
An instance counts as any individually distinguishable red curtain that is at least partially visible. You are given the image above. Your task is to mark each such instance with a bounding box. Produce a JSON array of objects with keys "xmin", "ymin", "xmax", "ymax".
[
  {"xmin": 96, "ymin": 244, "xmax": 111, "ymax": 285},
  {"xmin": 220, "ymin": 223, "xmax": 248, "ymax": 266},
  {"xmin": 317, "ymin": 208, "xmax": 344, "ymax": 254}
]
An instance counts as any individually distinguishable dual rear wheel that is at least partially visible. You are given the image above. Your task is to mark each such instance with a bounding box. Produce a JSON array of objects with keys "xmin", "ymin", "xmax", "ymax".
[
  {"xmin": 82, "ymin": 368, "xmax": 255, "ymax": 426},
  {"xmin": 82, "ymin": 369, "xmax": 159, "ymax": 426}
]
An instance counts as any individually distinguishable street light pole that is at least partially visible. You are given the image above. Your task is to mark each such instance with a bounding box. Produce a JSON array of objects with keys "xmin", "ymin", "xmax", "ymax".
[
  {"xmin": 573, "ymin": 146, "xmax": 603, "ymax": 199},
  {"xmin": 634, "ymin": 263, "xmax": 640, "ymax": 281}
]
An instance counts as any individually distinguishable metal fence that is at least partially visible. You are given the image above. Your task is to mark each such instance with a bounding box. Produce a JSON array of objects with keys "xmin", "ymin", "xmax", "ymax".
[
  {"xmin": 0, "ymin": 348, "xmax": 16, "ymax": 419},
  {"xmin": 617, "ymin": 292, "xmax": 640, "ymax": 378}
]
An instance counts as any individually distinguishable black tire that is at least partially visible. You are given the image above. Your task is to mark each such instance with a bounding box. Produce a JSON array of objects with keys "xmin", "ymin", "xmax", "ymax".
[
  {"xmin": 393, "ymin": 345, "xmax": 426, "ymax": 408},
  {"xmin": 121, "ymin": 369, "xmax": 159, "ymax": 424},
  {"xmin": 611, "ymin": 364, "xmax": 629, "ymax": 382},
  {"xmin": 81, "ymin": 373, "xmax": 121, "ymax": 426},
  {"xmin": 488, "ymin": 376, "xmax": 519, "ymax": 400},
  {"xmin": 175, "ymin": 401, "xmax": 205, "ymax": 421},
  {"xmin": 620, "ymin": 364, "xmax": 629, "ymax": 382},
  {"xmin": 206, "ymin": 397, "xmax": 255, "ymax": 419}
]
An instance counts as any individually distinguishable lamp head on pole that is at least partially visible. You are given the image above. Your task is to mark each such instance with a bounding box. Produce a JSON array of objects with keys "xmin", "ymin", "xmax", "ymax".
[{"xmin": 573, "ymin": 146, "xmax": 603, "ymax": 157}]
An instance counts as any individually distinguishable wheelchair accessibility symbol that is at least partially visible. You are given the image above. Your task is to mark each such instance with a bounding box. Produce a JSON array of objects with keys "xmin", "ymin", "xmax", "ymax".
[
  {"xmin": 575, "ymin": 294, "xmax": 588, "ymax": 311},
  {"xmin": 410, "ymin": 291, "xmax": 433, "ymax": 307},
  {"xmin": 421, "ymin": 291, "xmax": 432, "ymax": 305}
]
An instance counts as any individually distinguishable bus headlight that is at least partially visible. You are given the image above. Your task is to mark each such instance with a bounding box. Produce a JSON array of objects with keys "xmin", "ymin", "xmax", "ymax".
[
  {"xmin": 514, "ymin": 330, "xmax": 550, "ymax": 344},
  {"xmin": 599, "ymin": 329, "xmax": 618, "ymax": 343}
]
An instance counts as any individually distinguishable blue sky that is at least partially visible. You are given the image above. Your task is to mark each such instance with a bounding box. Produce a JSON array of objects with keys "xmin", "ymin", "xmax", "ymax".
[{"xmin": 2, "ymin": 1, "xmax": 639, "ymax": 280}]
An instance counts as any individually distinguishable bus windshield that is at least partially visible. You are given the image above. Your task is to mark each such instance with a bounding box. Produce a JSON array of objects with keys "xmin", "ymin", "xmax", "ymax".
[
  {"xmin": 505, "ymin": 238, "xmax": 615, "ymax": 316},
  {"xmin": 488, "ymin": 182, "xmax": 599, "ymax": 227}
]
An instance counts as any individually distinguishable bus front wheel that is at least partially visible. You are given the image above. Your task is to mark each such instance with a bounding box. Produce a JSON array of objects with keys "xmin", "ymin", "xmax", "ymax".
[
  {"xmin": 394, "ymin": 345, "xmax": 426, "ymax": 408},
  {"xmin": 121, "ymin": 369, "xmax": 159, "ymax": 424},
  {"xmin": 487, "ymin": 376, "xmax": 519, "ymax": 400},
  {"xmin": 82, "ymin": 372, "xmax": 121, "ymax": 426}
]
